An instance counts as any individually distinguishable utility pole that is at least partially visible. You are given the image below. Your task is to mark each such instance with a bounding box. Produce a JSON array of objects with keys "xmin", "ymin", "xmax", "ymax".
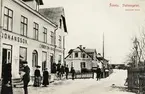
[
  {"xmin": 102, "ymin": 32, "xmax": 105, "ymax": 78},
  {"xmin": 0, "ymin": 0, "xmax": 3, "ymax": 79},
  {"xmin": 103, "ymin": 32, "xmax": 104, "ymax": 59}
]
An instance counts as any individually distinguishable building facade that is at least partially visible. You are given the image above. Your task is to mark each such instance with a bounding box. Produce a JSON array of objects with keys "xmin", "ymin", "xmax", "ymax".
[
  {"xmin": 65, "ymin": 45, "xmax": 98, "ymax": 72},
  {"xmin": 0, "ymin": 0, "xmax": 67, "ymax": 79}
]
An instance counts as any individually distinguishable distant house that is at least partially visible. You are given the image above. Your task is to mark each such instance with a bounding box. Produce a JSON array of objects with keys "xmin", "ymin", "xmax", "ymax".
[
  {"xmin": 65, "ymin": 45, "xmax": 98, "ymax": 72},
  {"xmin": 97, "ymin": 55, "xmax": 109, "ymax": 69}
]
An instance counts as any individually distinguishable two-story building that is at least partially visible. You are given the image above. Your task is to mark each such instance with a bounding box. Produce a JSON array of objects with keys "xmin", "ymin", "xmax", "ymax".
[
  {"xmin": 0, "ymin": 0, "xmax": 67, "ymax": 79},
  {"xmin": 65, "ymin": 45, "xmax": 98, "ymax": 72}
]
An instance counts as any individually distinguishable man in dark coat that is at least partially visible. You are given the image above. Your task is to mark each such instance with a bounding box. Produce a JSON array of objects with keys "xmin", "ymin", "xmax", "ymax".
[
  {"xmin": 71, "ymin": 67, "xmax": 75, "ymax": 80},
  {"xmin": 22, "ymin": 61, "xmax": 30, "ymax": 94},
  {"xmin": 65, "ymin": 65, "xmax": 69, "ymax": 79},
  {"xmin": 42, "ymin": 68, "xmax": 49, "ymax": 87},
  {"xmin": 96, "ymin": 67, "xmax": 101, "ymax": 81},
  {"xmin": 1, "ymin": 61, "xmax": 13, "ymax": 94}
]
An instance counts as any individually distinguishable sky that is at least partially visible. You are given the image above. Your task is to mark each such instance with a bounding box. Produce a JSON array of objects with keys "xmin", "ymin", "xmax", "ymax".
[{"xmin": 41, "ymin": 0, "xmax": 145, "ymax": 64}]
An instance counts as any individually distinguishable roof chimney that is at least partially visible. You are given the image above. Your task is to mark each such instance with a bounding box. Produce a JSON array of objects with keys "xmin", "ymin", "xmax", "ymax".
[
  {"xmin": 79, "ymin": 45, "xmax": 82, "ymax": 49},
  {"xmin": 83, "ymin": 47, "xmax": 86, "ymax": 49}
]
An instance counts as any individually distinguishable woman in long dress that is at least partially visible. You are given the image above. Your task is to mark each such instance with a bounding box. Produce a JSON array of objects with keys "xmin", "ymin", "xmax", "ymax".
[
  {"xmin": 33, "ymin": 66, "xmax": 41, "ymax": 87},
  {"xmin": 42, "ymin": 68, "xmax": 49, "ymax": 87}
]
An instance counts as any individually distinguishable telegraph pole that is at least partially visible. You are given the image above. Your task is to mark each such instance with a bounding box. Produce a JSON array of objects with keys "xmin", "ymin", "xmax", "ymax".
[
  {"xmin": 103, "ymin": 32, "xmax": 104, "ymax": 59},
  {"xmin": 102, "ymin": 32, "xmax": 105, "ymax": 78}
]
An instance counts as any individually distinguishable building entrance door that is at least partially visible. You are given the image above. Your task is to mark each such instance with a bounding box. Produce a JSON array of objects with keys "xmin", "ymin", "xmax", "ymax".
[
  {"xmin": 2, "ymin": 48, "xmax": 12, "ymax": 78},
  {"xmin": 1, "ymin": 45, "xmax": 13, "ymax": 94},
  {"xmin": 50, "ymin": 54, "xmax": 54, "ymax": 73}
]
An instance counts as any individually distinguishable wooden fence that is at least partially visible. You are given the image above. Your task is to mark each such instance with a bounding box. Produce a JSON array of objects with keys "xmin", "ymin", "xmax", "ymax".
[
  {"xmin": 127, "ymin": 67, "xmax": 145, "ymax": 93},
  {"xmin": 68, "ymin": 73, "xmax": 94, "ymax": 79}
]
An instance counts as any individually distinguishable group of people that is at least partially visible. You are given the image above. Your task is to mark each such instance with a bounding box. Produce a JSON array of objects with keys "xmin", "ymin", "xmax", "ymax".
[
  {"xmin": 1, "ymin": 60, "xmax": 76, "ymax": 94},
  {"xmin": 21, "ymin": 62, "xmax": 50, "ymax": 94},
  {"xmin": 54, "ymin": 64, "xmax": 76, "ymax": 80},
  {"xmin": 33, "ymin": 66, "xmax": 49, "ymax": 87}
]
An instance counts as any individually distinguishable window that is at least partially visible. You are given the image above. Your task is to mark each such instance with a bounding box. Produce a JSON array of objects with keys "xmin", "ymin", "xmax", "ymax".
[
  {"xmin": 43, "ymin": 27, "xmax": 47, "ymax": 43},
  {"xmin": 82, "ymin": 54, "xmax": 85, "ymax": 58},
  {"xmin": 69, "ymin": 55, "xmax": 71, "ymax": 58},
  {"xmin": 59, "ymin": 19, "xmax": 62, "ymax": 28},
  {"xmin": 80, "ymin": 62, "xmax": 86, "ymax": 68},
  {"xmin": 58, "ymin": 55, "xmax": 61, "ymax": 63},
  {"xmin": 32, "ymin": 50, "xmax": 38, "ymax": 68},
  {"xmin": 71, "ymin": 62, "xmax": 73, "ymax": 67},
  {"xmin": 75, "ymin": 52, "xmax": 78, "ymax": 58},
  {"xmin": 69, "ymin": 54, "xmax": 73, "ymax": 58},
  {"xmin": 58, "ymin": 35, "xmax": 62, "ymax": 48},
  {"xmin": 51, "ymin": 31, "xmax": 54, "ymax": 45},
  {"xmin": 3, "ymin": 7, "xmax": 13, "ymax": 31},
  {"xmin": 20, "ymin": 16, "xmax": 28, "ymax": 36},
  {"xmin": 33, "ymin": 22, "xmax": 39, "ymax": 40},
  {"xmin": 42, "ymin": 51, "xmax": 47, "ymax": 71},
  {"xmin": 19, "ymin": 47, "xmax": 27, "ymax": 72}
]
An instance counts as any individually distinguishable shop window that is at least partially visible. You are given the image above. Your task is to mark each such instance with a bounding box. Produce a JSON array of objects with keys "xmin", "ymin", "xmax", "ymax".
[
  {"xmin": 20, "ymin": 16, "xmax": 28, "ymax": 36},
  {"xmin": 58, "ymin": 55, "xmax": 61, "ymax": 63},
  {"xmin": 42, "ymin": 51, "xmax": 47, "ymax": 71},
  {"xmin": 19, "ymin": 47, "xmax": 27, "ymax": 72},
  {"xmin": 3, "ymin": 7, "xmax": 13, "ymax": 31},
  {"xmin": 32, "ymin": 50, "xmax": 38, "ymax": 68}
]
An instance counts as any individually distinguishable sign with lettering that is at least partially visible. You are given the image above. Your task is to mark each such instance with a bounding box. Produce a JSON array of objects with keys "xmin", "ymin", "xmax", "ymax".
[
  {"xmin": 39, "ymin": 44, "xmax": 62, "ymax": 52},
  {"xmin": 1, "ymin": 32, "xmax": 28, "ymax": 44},
  {"xmin": 39, "ymin": 44, "xmax": 49, "ymax": 49}
]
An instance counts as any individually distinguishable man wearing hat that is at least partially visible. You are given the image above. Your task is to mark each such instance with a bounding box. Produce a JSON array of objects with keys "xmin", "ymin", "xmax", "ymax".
[{"xmin": 22, "ymin": 61, "xmax": 30, "ymax": 94}]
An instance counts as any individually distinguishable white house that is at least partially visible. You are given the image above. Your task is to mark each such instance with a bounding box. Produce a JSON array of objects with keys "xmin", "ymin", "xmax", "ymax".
[
  {"xmin": 65, "ymin": 45, "xmax": 98, "ymax": 72},
  {"xmin": 0, "ymin": 0, "xmax": 67, "ymax": 79}
]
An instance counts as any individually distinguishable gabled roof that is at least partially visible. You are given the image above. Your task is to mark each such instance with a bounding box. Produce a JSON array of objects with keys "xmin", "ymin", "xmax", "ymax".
[
  {"xmin": 39, "ymin": 7, "xmax": 68, "ymax": 32},
  {"xmin": 83, "ymin": 49, "xmax": 96, "ymax": 53},
  {"xmin": 97, "ymin": 56, "xmax": 109, "ymax": 62},
  {"xmin": 65, "ymin": 47, "xmax": 96, "ymax": 60}
]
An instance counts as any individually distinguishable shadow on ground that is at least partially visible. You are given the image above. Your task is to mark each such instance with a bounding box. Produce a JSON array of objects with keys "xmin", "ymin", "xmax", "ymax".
[{"xmin": 110, "ymin": 84, "xmax": 133, "ymax": 93}]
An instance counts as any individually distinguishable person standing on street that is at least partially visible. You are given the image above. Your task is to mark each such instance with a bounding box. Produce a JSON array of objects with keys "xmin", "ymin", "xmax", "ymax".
[
  {"xmin": 42, "ymin": 68, "xmax": 49, "ymax": 87},
  {"xmin": 65, "ymin": 65, "xmax": 69, "ymax": 79},
  {"xmin": 71, "ymin": 67, "xmax": 75, "ymax": 80},
  {"xmin": 33, "ymin": 65, "xmax": 41, "ymax": 87},
  {"xmin": 1, "ymin": 60, "xmax": 13, "ymax": 94},
  {"xmin": 96, "ymin": 67, "xmax": 101, "ymax": 81},
  {"xmin": 22, "ymin": 61, "xmax": 30, "ymax": 94}
]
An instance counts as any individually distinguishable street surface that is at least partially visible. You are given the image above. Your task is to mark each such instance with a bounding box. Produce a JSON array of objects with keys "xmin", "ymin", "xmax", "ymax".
[{"xmin": 14, "ymin": 70, "xmax": 135, "ymax": 94}]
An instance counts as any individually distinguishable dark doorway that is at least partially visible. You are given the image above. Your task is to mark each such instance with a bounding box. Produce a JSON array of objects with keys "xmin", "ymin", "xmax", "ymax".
[
  {"xmin": 2, "ymin": 48, "xmax": 12, "ymax": 78},
  {"xmin": 50, "ymin": 55, "xmax": 54, "ymax": 73}
]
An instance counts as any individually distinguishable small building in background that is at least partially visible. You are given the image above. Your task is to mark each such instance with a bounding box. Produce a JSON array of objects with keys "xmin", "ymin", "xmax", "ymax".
[{"xmin": 65, "ymin": 45, "xmax": 98, "ymax": 73}]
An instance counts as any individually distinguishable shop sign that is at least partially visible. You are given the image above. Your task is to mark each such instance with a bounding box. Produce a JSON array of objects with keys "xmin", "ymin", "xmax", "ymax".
[
  {"xmin": 39, "ymin": 44, "xmax": 49, "ymax": 50},
  {"xmin": 1, "ymin": 32, "xmax": 28, "ymax": 44},
  {"xmin": 39, "ymin": 44, "xmax": 62, "ymax": 53}
]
